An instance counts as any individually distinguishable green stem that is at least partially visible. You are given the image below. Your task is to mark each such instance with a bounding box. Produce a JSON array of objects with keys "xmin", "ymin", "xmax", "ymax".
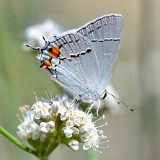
[
  {"xmin": 39, "ymin": 157, "xmax": 48, "ymax": 160},
  {"xmin": 87, "ymin": 149, "xmax": 98, "ymax": 160},
  {"xmin": 45, "ymin": 141, "xmax": 59, "ymax": 156},
  {"xmin": 0, "ymin": 125, "xmax": 37, "ymax": 157}
]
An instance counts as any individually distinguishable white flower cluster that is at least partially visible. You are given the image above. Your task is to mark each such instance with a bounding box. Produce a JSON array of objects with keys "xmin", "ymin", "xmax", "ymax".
[
  {"xmin": 17, "ymin": 95, "xmax": 108, "ymax": 152},
  {"xmin": 17, "ymin": 104, "xmax": 55, "ymax": 142}
]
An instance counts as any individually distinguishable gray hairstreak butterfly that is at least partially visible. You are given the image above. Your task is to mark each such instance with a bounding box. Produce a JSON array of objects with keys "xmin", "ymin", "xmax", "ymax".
[{"xmin": 25, "ymin": 14, "xmax": 127, "ymax": 110}]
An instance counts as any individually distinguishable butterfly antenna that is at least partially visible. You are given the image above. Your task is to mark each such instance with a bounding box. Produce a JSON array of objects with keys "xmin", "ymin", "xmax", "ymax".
[
  {"xmin": 42, "ymin": 36, "xmax": 47, "ymax": 44},
  {"xmin": 24, "ymin": 43, "xmax": 40, "ymax": 51},
  {"xmin": 107, "ymin": 92, "xmax": 135, "ymax": 112},
  {"xmin": 24, "ymin": 36, "xmax": 48, "ymax": 51}
]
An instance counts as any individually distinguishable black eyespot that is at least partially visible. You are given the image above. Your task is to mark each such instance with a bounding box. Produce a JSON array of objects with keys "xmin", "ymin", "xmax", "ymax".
[{"xmin": 86, "ymin": 48, "xmax": 92, "ymax": 53}]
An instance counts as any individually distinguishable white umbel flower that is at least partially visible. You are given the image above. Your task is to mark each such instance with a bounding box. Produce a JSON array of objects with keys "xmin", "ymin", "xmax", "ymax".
[
  {"xmin": 39, "ymin": 121, "xmax": 55, "ymax": 133},
  {"xmin": 17, "ymin": 106, "xmax": 40, "ymax": 140},
  {"xmin": 68, "ymin": 140, "xmax": 79, "ymax": 151},
  {"xmin": 63, "ymin": 121, "xmax": 79, "ymax": 138},
  {"xmin": 17, "ymin": 94, "xmax": 108, "ymax": 153},
  {"xmin": 81, "ymin": 128, "xmax": 99, "ymax": 150},
  {"xmin": 31, "ymin": 101, "xmax": 52, "ymax": 119}
]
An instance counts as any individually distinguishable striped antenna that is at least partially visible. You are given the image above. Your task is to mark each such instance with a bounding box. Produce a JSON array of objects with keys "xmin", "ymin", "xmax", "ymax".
[
  {"xmin": 107, "ymin": 92, "xmax": 135, "ymax": 112},
  {"xmin": 24, "ymin": 36, "xmax": 48, "ymax": 51},
  {"xmin": 24, "ymin": 43, "xmax": 40, "ymax": 51}
]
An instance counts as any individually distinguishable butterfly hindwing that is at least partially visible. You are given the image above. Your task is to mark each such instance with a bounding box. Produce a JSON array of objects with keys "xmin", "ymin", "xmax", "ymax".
[{"xmin": 77, "ymin": 14, "xmax": 123, "ymax": 94}]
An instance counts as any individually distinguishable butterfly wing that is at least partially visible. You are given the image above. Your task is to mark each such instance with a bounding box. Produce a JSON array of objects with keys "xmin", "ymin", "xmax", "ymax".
[
  {"xmin": 77, "ymin": 14, "xmax": 123, "ymax": 94},
  {"xmin": 47, "ymin": 32, "xmax": 100, "ymax": 99}
]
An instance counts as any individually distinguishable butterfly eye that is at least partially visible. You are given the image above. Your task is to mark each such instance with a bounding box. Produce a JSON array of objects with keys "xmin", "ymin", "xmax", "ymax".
[{"xmin": 48, "ymin": 47, "xmax": 60, "ymax": 58}]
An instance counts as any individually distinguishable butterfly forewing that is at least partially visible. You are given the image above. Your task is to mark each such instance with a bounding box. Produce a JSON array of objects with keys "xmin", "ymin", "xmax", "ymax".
[{"xmin": 48, "ymin": 33, "xmax": 100, "ymax": 97}]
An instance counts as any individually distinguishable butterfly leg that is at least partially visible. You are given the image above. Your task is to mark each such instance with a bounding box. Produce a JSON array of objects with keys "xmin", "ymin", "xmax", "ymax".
[
  {"xmin": 86, "ymin": 101, "xmax": 95, "ymax": 114},
  {"xmin": 87, "ymin": 100, "xmax": 101, "ymax": 116},
  {"xmin": 70, "ymin": 95, "xmax": 81, "ymax": 106}
]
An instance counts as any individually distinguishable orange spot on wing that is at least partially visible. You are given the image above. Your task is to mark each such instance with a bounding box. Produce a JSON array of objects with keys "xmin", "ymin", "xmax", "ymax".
[{"xmin": 48, "ymin": 47, "xmax": 60, "ymax": 58}]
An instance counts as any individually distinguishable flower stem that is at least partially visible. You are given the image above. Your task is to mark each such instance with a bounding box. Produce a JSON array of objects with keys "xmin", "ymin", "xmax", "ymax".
[
  {"xmin": 39, "ymin": 157, "xmax": 48, "ymax": 160},
  {"xmin": 87, "ymin": 149, "xmax": 98, "ymax": 160},
  {"xmin": 0, "ymin": 125, "xmax": 37, "ymax": 157},
  {"xmin": 45, "ymin": 141, "xmax": 59, "ymax": 156}
]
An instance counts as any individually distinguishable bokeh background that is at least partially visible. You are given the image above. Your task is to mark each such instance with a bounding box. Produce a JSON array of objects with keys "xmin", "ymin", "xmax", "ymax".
[{"xmin": 0, "ymin": 0, "xmax": 160, "ymax": 160}]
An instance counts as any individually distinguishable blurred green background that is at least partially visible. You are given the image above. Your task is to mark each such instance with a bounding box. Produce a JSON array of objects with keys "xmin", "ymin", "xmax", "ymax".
[{"xmin": 0, "ymin": 0, "xmax": 160, "ymax": 160}]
